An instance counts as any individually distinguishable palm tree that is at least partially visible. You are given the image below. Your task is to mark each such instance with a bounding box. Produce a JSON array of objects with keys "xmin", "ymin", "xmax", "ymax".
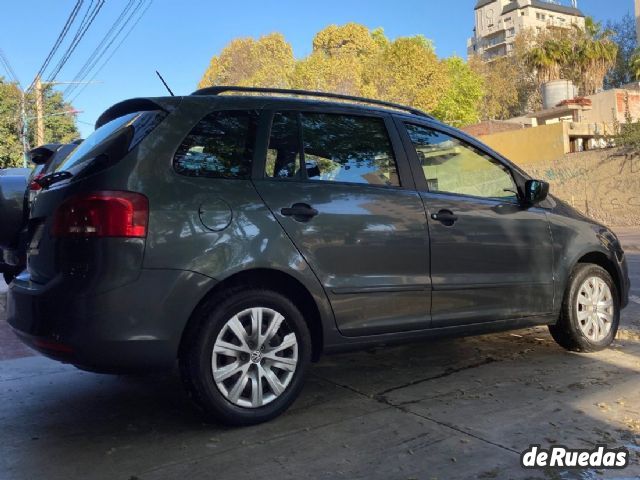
[
  {"xmin": 630, "ymin": 48, "xmax": 640, "ymax": 81},
  {"xmin": 573, "ymin": 20, "xmax": 618, "ymax": 95}
]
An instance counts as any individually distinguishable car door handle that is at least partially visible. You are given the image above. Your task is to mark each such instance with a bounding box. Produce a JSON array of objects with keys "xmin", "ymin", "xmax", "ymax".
[
  {"xmin": 431, "ymin": 209, "xmax": 458, "ymax": 226},
  {"xmin": 281, "ymin": 203, "xmax": 319, "ymax": 221}
]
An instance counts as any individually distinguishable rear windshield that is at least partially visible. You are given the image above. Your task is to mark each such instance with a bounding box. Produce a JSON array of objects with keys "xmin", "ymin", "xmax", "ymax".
[{"xmin": 56, "ymin": 110, "xmax": 166, "ymax": 174}]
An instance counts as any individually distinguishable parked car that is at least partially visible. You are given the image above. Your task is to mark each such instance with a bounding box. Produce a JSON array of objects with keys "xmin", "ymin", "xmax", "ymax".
[
  {"xmin": 0, "ymin": 141, "xmax": 82, "ymax": 284},
  {"xmin": 7, "ymin": 87, "xmax": 629, "ymax": 425},
  {"xmin": 0, "ymin": 167, "xmax": 30, "ymax": 284}
]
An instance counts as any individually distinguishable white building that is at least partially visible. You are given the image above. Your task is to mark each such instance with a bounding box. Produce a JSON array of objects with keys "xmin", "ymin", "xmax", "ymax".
[{"xmin": 468, "ymin": 0, "xmax": 585, "ymax": 60}]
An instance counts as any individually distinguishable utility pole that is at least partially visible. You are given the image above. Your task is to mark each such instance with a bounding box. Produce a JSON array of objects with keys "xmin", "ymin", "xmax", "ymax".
[{"xmin": 34, "ymin": 75, "xmax": 45, "ymax": 146}]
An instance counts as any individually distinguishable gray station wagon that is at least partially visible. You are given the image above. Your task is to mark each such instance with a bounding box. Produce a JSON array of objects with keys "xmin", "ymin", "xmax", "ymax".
[{"xmin": 7, "ymin": 87, "xmax": 630, "ymax": 425}]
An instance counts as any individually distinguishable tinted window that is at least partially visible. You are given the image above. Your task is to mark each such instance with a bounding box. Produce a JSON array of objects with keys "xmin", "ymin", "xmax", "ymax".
[
  {"xmin": 174, "ymin": 110, "xmax": 258, "ymax": 179},
  {"xmin": 405, "ymin": 123, "xmax": 516, "ymax": 200},
  {"xmin": 301, "ymin": 113, "xmax": 399, "ymax": 187},
  {"xmin": 266, "ymin": 112, "xmax": 301, "ymax": 179},
  {"xmin": 57, "ymin": 110, "xmax": 165, "ymax": 174}
]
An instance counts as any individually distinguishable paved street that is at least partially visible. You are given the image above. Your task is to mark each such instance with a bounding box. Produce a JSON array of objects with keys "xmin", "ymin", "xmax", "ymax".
[{"xmin": 0, "ymin": 233, "xmax": 639, "ymax": 479}]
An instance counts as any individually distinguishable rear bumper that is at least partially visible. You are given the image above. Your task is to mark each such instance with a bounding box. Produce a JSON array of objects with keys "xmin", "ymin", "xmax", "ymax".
[{"xmin": 7, "ymin": 269, "xmax": 216, "ymax": 373}]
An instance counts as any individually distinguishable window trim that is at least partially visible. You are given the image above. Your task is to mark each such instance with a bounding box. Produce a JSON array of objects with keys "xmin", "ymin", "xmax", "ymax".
[
  {"xmin": 257, "ymin": 107, "xmax": 416, "ymax": 190},
  {"xmin": 395, "ymin": 117, "xmax": 521, "ymax": 204}
]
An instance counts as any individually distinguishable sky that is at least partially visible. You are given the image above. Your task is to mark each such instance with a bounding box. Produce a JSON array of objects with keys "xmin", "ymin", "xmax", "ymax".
[{"xmin": 0, "ymin": 0, "xmax": 635, "ymax": 138}]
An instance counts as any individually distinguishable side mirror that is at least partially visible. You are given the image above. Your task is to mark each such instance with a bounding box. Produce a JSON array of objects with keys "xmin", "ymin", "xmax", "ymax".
[{"xmin": 524, "ymin": 179, "xmax": 549, "ymax": 205}]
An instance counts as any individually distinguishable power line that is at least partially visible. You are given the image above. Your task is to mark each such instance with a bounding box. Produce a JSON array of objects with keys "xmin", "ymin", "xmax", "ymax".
[
  {"xmin": 27, "ymin": 0, "xmax": 84, "ymax": 92},
  {"xmin": 45, "ymin": 0, "xmax": 105, "ymax": 84},
  {"xmin": 0, "ymin": 48, "xmax": 20, "ymax": 85},
  {"xmin": 64, "ymin": 0, "xmax": 139, "ymax": 97},
  {"xmin": 69, "ymin": 0, "xmax": 153, "ymax": 104}
]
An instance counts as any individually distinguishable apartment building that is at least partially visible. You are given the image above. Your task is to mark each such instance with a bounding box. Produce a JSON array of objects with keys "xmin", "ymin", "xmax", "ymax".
[{"xmin": 468, "ymin": 0, "xmax": 585, "ymax": 60}]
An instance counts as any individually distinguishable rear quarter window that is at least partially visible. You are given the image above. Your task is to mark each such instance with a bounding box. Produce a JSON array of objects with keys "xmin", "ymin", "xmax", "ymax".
[{"xmin": 173, "ymin": 110, "xmax": 259, "ymax": 179}]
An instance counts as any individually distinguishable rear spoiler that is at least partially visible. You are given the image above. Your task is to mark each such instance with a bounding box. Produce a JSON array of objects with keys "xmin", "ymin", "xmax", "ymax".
[
  {"xmin": 29, "ymin": 144, "xmax": 62, "ymax": 165},
  {"xmin": 95, "ymin": 97, "xmax": 180, "ymax": 130}
]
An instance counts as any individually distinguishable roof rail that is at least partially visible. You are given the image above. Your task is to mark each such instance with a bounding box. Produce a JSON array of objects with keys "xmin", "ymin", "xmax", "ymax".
[{"xmin": 190, "ymin": 85, "xmax": 434, "ymax": 119}]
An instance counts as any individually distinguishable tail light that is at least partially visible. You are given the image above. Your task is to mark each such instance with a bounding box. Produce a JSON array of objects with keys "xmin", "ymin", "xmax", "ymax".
[
  {"xmin": 29, "ymin": 173, "xmax": 44, "ymax": 191},
  {"xmin": 52, "ymin": 191, "xmax": 149, "ymax": 238}
]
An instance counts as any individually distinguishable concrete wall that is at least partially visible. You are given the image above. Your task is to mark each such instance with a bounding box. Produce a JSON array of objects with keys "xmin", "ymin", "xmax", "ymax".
[
  {"xmin": 526, "ymin": 148, "xmax": 640, "ymax": 227},
  {"xmin": 581, "ymin": 89, "xmax": 640, "ymax": 124},
  {"xmin": 475, "ymin": 122, "xmax": 567, "ymax": 166}
]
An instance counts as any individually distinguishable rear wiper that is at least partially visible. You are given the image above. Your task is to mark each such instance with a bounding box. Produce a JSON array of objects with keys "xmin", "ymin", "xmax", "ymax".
[{"xmin": 36, "ymin": 171, "xmax": 73, "ymax": 189}]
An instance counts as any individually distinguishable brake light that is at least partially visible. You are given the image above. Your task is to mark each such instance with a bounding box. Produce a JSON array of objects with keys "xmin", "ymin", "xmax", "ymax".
[
  {"xmin": 52, "ymin": 191, "xmax": 149, "ymax": 238},
  {"xmin": 29, "ymin": 173, "xmax": 44, "ymax": 191}
]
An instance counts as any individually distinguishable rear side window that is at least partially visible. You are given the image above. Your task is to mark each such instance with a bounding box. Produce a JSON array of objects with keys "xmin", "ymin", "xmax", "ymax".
[
  {"xmin": 174, "ymin": 110, "xmax": 259, "ymax": 179},
  {"xmin": 57, "ymin": 110, "xmax": 165, "ymax": 174},
  {"xmin": 266, "ymin": 111, "xmax": 400, "ymax": 187}
]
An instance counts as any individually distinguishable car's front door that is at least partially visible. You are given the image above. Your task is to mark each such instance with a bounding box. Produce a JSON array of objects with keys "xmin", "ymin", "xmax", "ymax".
[
  {"xmin": 398, "ymin": 120, "xmax": 554, "ymax": 328},
  {"xmin": 253, "ymin": 110, "xmax": 431, "ymax": 336}
]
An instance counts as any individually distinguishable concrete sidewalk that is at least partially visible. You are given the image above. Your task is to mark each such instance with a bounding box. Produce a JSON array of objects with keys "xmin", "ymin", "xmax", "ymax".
[
  {"xmin": 0, "ymin": 320, "xmax": 639, "ymax": 479},
  {"xmin": 0, "ymin": 249, "xmax": 639, "ymax": 479}
]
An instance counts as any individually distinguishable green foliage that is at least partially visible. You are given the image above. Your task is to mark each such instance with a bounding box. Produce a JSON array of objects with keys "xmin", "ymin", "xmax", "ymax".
[
  {"xmin": 0, "ymin": 79, "xmax": 23, "ymax": 168},
  {"xmin": 0, "ymin": 77, "xmax": 79, "ymax": 169},
  {"xmin": 521, "ymin": 17, "xmax": 618, "ymax": 96},
  {"xmin": 604, "ymin": 14, "xmax": 636, "ymax": 88},
  {"xmin": 616, "ymin": 92, "xmax": 640, "ymax": 153},
  {"xmin": 198, "ymin": 24, "xmax": 482, "ymax": 127},
  {"xmin": 197, "ymin": 33, "xmax": 294, "ymax": 89},
  {"xmin": 433, "ymin": 56, "xmax": 484, "ymax": 127}
]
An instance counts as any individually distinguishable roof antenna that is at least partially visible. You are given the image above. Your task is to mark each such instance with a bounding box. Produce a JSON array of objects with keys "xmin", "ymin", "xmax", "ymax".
[{"xmin": 155, "ymin": 70, "xmax": 174, "ymax": 96}]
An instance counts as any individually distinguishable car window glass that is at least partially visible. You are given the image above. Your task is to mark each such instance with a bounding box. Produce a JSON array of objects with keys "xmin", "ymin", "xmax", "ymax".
[
  {"xmin": 405, "ymin": 123, "xmax": 516, "ymax": 200},
  {"xmin": 300, "ymin": 113, "xmax": 400, "ymax": 187},
  {"xmin": 266, "ymin": 112, "xmax": 301, "ymax": 179},
  {"xmin": 174, "ymin": 110, "xmax": 258, "ymax": 179}
]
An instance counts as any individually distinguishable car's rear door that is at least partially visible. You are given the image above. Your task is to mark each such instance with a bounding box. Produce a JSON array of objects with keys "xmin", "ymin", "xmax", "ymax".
[
  {"xmin": 253, "ymin": 109, "xmax": 431, "ymax": 336},
  {"xmin": 396, "ymin": 118, "xmax": 554, "ymax": 327}
]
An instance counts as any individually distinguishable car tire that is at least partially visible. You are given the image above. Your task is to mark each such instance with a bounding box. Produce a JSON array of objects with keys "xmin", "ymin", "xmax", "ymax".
[
  {"xmin": 180, "ymin": 287, "xmax": 312, "ymax": 426},
  {"xmin": 549, "ymin": 263, "xmax": 619, "ymax": 352}
]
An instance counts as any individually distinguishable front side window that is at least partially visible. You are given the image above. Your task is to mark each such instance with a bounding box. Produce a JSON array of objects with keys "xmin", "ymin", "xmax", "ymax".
[
  {"xmin": 174, "ymin": 110, "xmax": 258, "ymax": 179},
  {"xmin": 405, "ymin": 123, "xmax": 517, "ymax": 201}
]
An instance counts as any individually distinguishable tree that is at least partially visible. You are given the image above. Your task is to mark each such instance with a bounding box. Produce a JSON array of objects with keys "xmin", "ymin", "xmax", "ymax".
[
  {"xmin": 0, "ymin": 78, "xmax": 79, "ymax": 169},
  {"xmin": 470, "ymin": 55, "xmax": 522, "ymax": 120},
  {"xmin": 0, "ymin": 79, "xmax": 23, "ymax": 168},
  {"xmin": 433, "ymin": 56, "xmax": 484, "ymax": 127},
  {"xmin": 312, "ymin": 23, "xmax": 378, "ymax": 58},
  {"xmin": 291, "ymin": 23, "xmax": 380, "ymax": 95},
  {"xmin": 197, "ymin": 33, "xmax": 294, "ymax": 89},
  {"xmin": 291, "ymin": 52, "xmax": 365, "ymax": 96},
  {"xmin": 604, "ymin": 14, "xmax": 636, "ymax": 88},
  {"xmin": 574, "ymin": 18, "xmax": 618, "ymax": 95},
  {"xmin": 198, "ymin": 24, "xmax": 482, "ymax": 126},
  {"xmin": 520, "ymin": 18, "xmax": 617, "ymax": 96},
  {"xmin": 363, "ymin": 35, "xmax": 449, "ymax": 113}
]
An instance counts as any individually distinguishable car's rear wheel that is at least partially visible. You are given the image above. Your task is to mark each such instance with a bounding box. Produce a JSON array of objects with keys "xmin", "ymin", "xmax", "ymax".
[
  {"xmin": 549, "ymin": 263, "xmax": 619, "ymax": 352},
  {"xmin": 180, "ymin": 288, "xmax": 311, "ymax": 426}
]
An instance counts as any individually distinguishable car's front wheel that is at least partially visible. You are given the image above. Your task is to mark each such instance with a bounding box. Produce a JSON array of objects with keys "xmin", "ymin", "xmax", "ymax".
[
  {"xmin": 180, "ymin": 288, "xmax": 311, "ymax": 426},
  {"xmin": 549, "ymin": 263, "xmax": 619, "ymax": 352}
]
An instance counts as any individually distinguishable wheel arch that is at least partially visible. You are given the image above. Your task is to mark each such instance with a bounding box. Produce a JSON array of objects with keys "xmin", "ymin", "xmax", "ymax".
[
  {"xmin": 178, "ymin": 268, "xmax": 325, "ymax": 362},
  {"xmin": 574, "ymin": 251, "xmax": 622, "ymax": 300}
]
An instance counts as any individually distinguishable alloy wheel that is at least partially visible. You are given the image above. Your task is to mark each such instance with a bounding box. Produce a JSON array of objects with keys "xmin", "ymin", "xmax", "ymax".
[{"xmin": 211, "ymin": 307, "xmax": 299, "ymax": 408}]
